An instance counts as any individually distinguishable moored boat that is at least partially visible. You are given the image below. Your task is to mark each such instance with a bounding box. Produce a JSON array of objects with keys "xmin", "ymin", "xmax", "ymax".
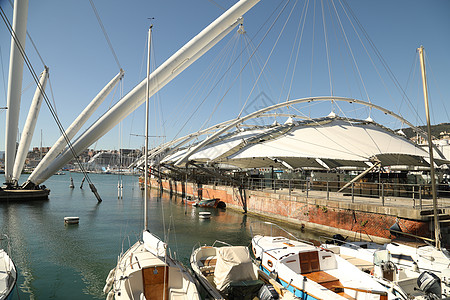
[
  {"xmin": 190, "ymin": 241, "xmax": 296, "ymax": 299},
  {"xmin": 188, "ymin": 198, "xmax": 223, "ymax": 208},
  {"xmin": 104, "ymin": 231, "xmax": 200, "ymax": 300},
  {"xmin": 252, "ymin": 234, "xmax": 403, "ymax": 299}
]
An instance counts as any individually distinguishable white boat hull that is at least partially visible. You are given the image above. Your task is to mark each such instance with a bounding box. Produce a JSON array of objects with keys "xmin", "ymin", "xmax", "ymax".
[{"xmin": 0, "ymin": 249, "xmax": 17, "ymax": 300}]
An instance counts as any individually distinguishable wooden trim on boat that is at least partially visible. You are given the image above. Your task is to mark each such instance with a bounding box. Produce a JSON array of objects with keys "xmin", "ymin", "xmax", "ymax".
[{"xmin": 142, "ymin": 265, "xmax": 169, "ymax": 300}]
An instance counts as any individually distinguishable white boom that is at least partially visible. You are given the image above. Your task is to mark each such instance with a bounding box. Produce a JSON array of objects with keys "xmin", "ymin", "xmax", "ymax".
[
  {"xmin": 27, "ymin": 0, "xmax": 261, "ymax": 186},
  {"xmin": 12, "ymin": 67, "xmax": 49, "ymax": 184},
  {"xmin": 26, "ymin": 69, "xmax": 124, "ymax": 185},
  {"xmin": 4, "ymin": 0, "xmax": 28, "ymax": 184}
]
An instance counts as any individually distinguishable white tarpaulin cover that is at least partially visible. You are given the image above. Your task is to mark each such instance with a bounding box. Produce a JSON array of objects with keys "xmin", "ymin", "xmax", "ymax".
[{"xmin": 213, "ymin": 246, "xmax": 257, "ymax": 291}]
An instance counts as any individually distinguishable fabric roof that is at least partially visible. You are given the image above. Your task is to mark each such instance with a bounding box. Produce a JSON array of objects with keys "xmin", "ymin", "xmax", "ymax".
[{"xmin": 161, "ymin": 117, "xmax": 449, "ymax": 170}]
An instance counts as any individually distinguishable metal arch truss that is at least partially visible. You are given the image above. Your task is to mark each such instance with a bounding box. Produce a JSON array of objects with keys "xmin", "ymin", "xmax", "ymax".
[{"xmin": 140, "ymin": 96, "xmax": 440, "ymax": 168}]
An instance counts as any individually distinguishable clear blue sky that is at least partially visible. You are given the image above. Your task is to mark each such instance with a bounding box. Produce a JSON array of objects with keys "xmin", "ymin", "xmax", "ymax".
[{"xmin": 1, "ymin": 0, "xmax": 449, "ymax": 152}]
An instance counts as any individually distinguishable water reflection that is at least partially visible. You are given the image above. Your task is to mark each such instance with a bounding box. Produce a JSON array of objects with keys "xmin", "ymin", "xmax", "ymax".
[{"xmin": 1, "ymin": 173, "xmax": 323, "ymax": 299}]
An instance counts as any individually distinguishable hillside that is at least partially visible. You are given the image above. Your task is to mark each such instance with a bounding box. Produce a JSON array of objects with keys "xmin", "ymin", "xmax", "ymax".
[{"xmin": 400, "ymin": 123, "xmax": 450, "ymax": 139}]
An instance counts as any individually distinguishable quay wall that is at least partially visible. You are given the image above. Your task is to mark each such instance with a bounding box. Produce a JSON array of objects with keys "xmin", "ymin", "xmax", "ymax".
[{"xmin": 151, "ymin": 178, "xmax": 432, "ymax": 244}]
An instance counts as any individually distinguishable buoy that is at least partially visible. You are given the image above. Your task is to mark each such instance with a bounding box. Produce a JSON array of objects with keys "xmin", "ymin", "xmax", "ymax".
[
  {"xmin": 64, "ymin": 216, "xmax": 79, "ymax": 224},
  {"xmin": 199, "ymin": 212, "xmax": 211, "ymax": 219}
]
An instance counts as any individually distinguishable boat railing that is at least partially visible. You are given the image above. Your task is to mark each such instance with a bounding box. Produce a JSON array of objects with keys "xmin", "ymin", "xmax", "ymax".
[
  {"xmin": 318, "ymin": 235, "xmax": 379, "ymax": 252},
  {"xmin": 191, "ymin": 240, "xmax": 232, "ymax": 256},
  {"xmin": 250, "ymin": 221, "xmax": 314, "ymax": 247}
]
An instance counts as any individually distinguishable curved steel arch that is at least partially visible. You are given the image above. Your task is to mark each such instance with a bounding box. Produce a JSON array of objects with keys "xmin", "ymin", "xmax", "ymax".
[{"xmin": 170, "ymin": 96, "xmax": 437, "ymax": 166}]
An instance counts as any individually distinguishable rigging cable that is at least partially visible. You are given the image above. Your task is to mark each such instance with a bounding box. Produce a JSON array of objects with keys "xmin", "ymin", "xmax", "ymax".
[
  {"xmin": 340, "ymin": 0, "xmax": 424, "ymax": 126},
  {"xmin": 321, "ymin": 0, "xmax": 333, "ymax": 96},
  {"xmin": 238, "ymin": 0, "xmax": 294, "ymax": 118},
  {"xmin": 89, "ymin": 0, "xmax": 122, "ymax": 70},
  {"xmin": 285, "ymin": 0, "xmax": 308, "ymax": 102},
  {"xmin": 0, "ymin": 5, "xmax": 102, "ymax": 202},
  {"xmin": 0, "ymin": 45, "xmax": 7, "ymax": 101},
  {"xmin": 171, "ymin": 0, "xmax": 289, "ymax": 140}
]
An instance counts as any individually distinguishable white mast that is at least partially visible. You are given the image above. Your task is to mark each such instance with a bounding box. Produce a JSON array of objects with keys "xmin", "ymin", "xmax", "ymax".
[
  {"xmin": 12, "ymin": 67, "xmax": 49, "ymax": 184},
  {"xmin": 26, "ymin": 70, "xmax": 124, "ymax": 185},
  {"xmin": 144, "ymin": 26, "xmax": 152, "ymax": 231},
  {"xmin": 418, "ymin": 45, "xmax": 441, "ymax": 250},
  {"xmin": 28, "ymin": 0, "xmax": 261, "ymax": 186},
  {"xmin": 4, "ymin": 0, "xmax": 29, "ymax": 184}
]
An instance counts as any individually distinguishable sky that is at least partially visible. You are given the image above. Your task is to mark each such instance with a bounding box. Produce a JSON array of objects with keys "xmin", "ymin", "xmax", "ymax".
[{"xmin": 0, "ymin": 0, "xmax": 449, "ymax": 152}]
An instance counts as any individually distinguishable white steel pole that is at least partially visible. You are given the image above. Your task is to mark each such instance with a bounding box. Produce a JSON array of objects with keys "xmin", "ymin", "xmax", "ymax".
[
  {"xmin": 29, "ymin": 0, "xmax": 260, "ymax": 185},
  {"xmin": 12, "ymin": 67, "xmax": 49, "ymax": 183},
  {"xmin": 4, "ymin": 0, "xmax": 28, "ymax": 184},
  {"xmin": 27, "ymin": 70, "xmax": 124, "ymax": 184}
]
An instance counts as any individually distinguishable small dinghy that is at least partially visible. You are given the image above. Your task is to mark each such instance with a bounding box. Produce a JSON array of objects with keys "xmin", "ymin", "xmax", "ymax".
[{"xmin": 190, "ymin": 241, "xmax": 296, "ymax": 299}]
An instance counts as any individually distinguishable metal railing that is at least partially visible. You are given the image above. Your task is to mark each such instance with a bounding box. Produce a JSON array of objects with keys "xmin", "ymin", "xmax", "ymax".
[{"xmin": 205, "ymin": 177, "xmax": 450, "ymax": 209}]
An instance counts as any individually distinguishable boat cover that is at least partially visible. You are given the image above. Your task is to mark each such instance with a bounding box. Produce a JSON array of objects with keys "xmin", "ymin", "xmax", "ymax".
[{"xmin": 213, "ymin": 246, "xmax": 257, "ymax": 291}]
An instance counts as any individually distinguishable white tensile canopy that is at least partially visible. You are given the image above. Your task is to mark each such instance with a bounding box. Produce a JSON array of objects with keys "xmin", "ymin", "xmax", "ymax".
[{"xmin": 161, "ymin": 117, "xmax": 449, "ymax": 170}]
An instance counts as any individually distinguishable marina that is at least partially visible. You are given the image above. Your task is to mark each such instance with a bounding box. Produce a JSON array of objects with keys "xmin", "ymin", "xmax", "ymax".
[
  {"xmin": 1, "ymin": 173, "xmax": 322, "ymax": 299},
  {"xmin": 1, "ymin": 0, "xmax": 450, "ymax": 299}
]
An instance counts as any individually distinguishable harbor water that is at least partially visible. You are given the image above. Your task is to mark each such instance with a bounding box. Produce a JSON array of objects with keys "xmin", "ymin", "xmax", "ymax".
[{"xmin": 1, "ymin": 172, "xmax": 321, "ymax": 299}]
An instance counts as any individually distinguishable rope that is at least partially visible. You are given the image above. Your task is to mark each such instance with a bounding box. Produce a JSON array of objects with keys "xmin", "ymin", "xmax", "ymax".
[
  {"xmin": 238, "ymin": 0, "xmax": 293, "ymax": 118},
  {"xmin": 0, "ymin": 6, "xmax": 101, "ymax": 201},
  {"xmin": 89, "ymin": 0, "xmax": 122, "ymax": 70},
  {"xmin": 0, "ymin": 45, "xmax": 7, "ymax": 101}
]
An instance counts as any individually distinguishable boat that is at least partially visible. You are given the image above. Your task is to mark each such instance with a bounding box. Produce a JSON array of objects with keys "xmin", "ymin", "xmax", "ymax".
[
  {"xmin": 0, "ymin": 234, "xmax": 17, "ymax": 300},
  {"xmin": 103, "ymin": 26, "xmax": 200, "ymax": 300},
  {"xmin": 320, "ymin": 237, "xmax": 416, "ymax": 299},
  {"xmin": 187, "ymin": 198, "xmax": 223, "ymax": 208},
  {"xmin": 252, "ymin": 231, "xmax": 405, "ymax": 300},
  {"xmin": 190, "ymin": 241, "xmax": 296, "ymax": 300}
]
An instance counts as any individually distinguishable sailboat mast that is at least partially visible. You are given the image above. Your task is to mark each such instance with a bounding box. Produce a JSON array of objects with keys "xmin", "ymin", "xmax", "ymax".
[
  {"xmin": 144, "ymin": 26, "xmax": 152, "ymax": 231},
  {"xmin": 418, "ymin": 45, "xmax": 441, "ymax": 250}
]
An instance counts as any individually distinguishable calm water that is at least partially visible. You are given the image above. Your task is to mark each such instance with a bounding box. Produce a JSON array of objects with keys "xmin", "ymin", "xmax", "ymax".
[{"xmin": 1, "ymin": 172, "xmax": 321, "ymax": 299}]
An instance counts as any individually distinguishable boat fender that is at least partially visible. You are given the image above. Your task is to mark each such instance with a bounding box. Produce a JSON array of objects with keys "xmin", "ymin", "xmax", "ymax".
[
  {"xmin": 269, "ymin": 270, "xmax": 278, "ymax": 281},
  {"xmin": 106, "ymin": 290, "xmax": 114, "ymax": 300},
  {"xmin": 103, "ymin": 268, "xmax": 115, "ymax": 293}
]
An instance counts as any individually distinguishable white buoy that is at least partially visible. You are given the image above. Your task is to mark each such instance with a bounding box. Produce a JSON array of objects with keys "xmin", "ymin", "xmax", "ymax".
[
  {"xmin": 199, "ymin": 212, "xmax": 211, "ymax": 219},
  {"xmin": 64, "ymin": 216, "xmax": 79, "ymax": 224}
]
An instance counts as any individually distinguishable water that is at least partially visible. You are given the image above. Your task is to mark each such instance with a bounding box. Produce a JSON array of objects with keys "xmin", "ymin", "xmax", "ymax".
[{"xmin": 1, "ymin": 173, "xmax": 321, "ymax": 299}]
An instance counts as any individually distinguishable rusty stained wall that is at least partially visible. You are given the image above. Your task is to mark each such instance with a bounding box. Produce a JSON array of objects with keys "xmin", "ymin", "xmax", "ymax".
[{"xmin": 151, "ymin": 178, "xmax": 430, "ymax": 240}]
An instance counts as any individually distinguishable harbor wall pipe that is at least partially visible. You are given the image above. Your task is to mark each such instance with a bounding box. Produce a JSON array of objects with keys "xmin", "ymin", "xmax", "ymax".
[
  {"xmin": 29, "ymin": 0, "xmax": 261, "ymax": 185},
  {"xmin": 4, "ymin": 0, "xmax": 28, "ymax": 183},
  {"xmin": 12, "ymin": 67, "xmax": 49, "ymax": 183}
]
